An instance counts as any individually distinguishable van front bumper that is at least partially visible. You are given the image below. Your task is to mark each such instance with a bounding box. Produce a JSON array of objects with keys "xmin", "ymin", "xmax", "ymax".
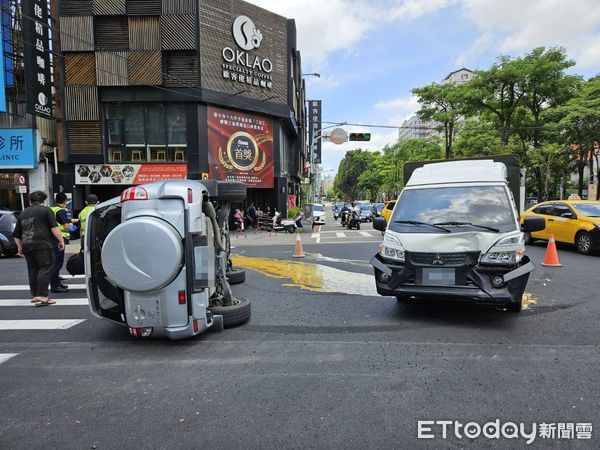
[{"xmin": 370, "ymin": 253, "xmax": 535, "ymax": 305}]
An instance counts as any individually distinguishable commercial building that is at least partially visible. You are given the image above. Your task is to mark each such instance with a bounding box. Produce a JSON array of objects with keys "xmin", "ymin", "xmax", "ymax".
[
  {"xmin": 55, "ymin": 0, "xmax": 307, "ymax": 214},
  {"xmin": 0, "ymin": 0, "xmax": 57, "ymax": 211}
]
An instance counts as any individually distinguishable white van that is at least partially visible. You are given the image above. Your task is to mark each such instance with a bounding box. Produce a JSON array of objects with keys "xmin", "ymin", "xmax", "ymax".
[{"xmin": 371, "ymin": 160, "xmax": 545, "ymax": 312}]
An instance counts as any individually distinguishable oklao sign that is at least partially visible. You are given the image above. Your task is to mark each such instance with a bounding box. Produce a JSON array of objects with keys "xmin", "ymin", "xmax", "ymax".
[{"xmin": 221, "ymin": 15, "xmax": 274, "ymax": 90}]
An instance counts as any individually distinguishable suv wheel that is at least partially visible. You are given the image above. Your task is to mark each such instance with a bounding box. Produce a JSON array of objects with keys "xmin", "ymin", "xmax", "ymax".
[
  {"xmin": 226, "ymin": 268, "xmax": 245, "ymax": 285},
  {"xmin": 216, "ymin": 181, "xmax": 247, "ymax": 202},
  {"xmin": 506, "ymin": 302, "xmax": 522, "ymax": 312},
  {"xmin": 523, "ymin": 232, "xmax": 534, "ymax": 245},
  {"xmin": 576, "ymin": 231, "xmax": 593, "ymax": 255},
  {"xmin": 209, "ymin": 298, "xmax": 251, "ymax": 328}
]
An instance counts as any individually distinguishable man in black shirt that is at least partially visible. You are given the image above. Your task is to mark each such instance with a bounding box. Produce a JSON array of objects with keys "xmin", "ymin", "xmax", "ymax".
[{"xmin": 13, "ymin": 191, "xmax": 65, "ymax": 306}]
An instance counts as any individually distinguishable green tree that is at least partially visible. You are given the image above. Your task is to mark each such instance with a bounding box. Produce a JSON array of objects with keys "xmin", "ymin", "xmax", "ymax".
[
  {"xmin": 463, "ymin": 55, "xmax": 527, "ymax": 146},
  {"xmin": 412, "ymin": 82, "xmax": 466, "ymax": 159},
  {"xmin": 333, "ymin": 149, "xmax": 377, "ymax": 200},
  {"xmin": 554, "ymin": 76, "xmax": 600, "ymax": 197}
]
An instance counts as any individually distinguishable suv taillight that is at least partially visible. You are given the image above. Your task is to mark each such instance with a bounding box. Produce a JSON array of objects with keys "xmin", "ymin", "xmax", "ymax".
[{"xmin": 120, "ymin": 187, "xmax": 148, "ymax": 202}]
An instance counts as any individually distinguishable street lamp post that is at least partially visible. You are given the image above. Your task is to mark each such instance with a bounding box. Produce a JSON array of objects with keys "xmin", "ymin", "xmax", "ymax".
[{"xmin": 309, "ymin": 122, "xmax": 347, "ymax": 203}]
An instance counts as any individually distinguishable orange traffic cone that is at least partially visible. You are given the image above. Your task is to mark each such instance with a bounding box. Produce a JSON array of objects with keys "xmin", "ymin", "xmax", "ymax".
[
  {"xmin": 292, "ymin": 232, "xmax": 305, "ymax": 258},
  {"xmin": 541, "ymin": 234, "xmax": 562, "ymax": 267}
]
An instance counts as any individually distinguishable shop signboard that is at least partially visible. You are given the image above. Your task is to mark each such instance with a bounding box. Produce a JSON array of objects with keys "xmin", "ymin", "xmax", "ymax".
[
  {"xmin": 0, "ymin": 128, "xmax": 37, "ymax": 169},
  {"xmin": 75, "ymin": 164, "xmax": 187, "ymax": 185}
]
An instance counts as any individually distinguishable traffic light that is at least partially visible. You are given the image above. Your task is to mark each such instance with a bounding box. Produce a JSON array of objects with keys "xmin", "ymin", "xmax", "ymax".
[{"xmin": 349, "ymin": 132, "xmax": 371, "ymax": 141}]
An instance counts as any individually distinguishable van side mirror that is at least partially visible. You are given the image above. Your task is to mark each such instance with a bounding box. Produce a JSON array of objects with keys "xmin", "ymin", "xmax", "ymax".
[
  {"xmin": 522, "ymin": 216, "xmax": 545, "ymax": 233},
  {"xmin": 373, "ymin": 217, "xmax": 387, "ymax": 231}
]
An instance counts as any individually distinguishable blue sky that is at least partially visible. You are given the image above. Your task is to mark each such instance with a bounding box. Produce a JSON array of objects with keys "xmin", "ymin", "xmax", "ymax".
[{"xmin": 248, "ymin": 0, "xmax": 600, "ymax": 175}]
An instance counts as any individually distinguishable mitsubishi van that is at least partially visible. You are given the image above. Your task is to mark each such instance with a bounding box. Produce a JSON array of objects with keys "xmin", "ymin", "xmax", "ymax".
[{"xmin": 371, "ymin": 160, "xmax": 545, "ymax": 312}]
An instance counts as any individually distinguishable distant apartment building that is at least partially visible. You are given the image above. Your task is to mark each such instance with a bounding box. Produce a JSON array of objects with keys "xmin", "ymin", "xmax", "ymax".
[{"xmin": 398, "ymin": 68, "xmax": 473, "ymax": 142}]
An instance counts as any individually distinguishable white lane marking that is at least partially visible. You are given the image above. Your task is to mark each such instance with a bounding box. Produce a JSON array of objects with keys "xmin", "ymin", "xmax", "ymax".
[
  {"xmin": 316, "ymin": 236, "xmax": 321, "ymax": 244},
  {"xmin": 0, "ymin": 298, "xmax": 89, "ymax": 307},
  {"xmin": 0, "ymin": 353, "xmax": 18, "ymax": 365},
  {"xmin": 0, "ymin": 284, "xmax": 86, "ymax": 291},
  {"xmin": 359, "ymin": 231, "xmax": 372, "ymax": 237},
  {"xmin": 0, "ymin": 319, "xmax": 86, "ymax": 330},
  {"xmin": 336, "ymin": 232, "xmax": 346, "ymax": 238}
]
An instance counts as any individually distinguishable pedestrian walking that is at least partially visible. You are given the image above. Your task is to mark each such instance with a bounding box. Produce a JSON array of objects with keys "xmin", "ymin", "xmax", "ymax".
[
  {"xmin": 73, "ymin": 194, "xmax": 99, "ymax": 251},
  {"xmin": 50, "ymin": 192, "xmax": 71, "ymax": 293},
  {"xmin": 12, "ymin": 191, "xmax": 65, "ymax": 306}
]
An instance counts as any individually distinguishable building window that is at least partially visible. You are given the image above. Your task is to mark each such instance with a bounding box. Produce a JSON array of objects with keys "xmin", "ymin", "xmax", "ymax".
[{"xmin": 107, "ymin": 103, "xmax": 187, "ymax": 163}]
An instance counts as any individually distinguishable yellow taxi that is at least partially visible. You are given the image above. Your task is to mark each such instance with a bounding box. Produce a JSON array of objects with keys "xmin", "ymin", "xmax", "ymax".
[
  {"xmin": 381, "ymin": 200, "xmax": 396, "ymax": 224},
  {"xmin": 520, "ymin": 200, "xmax": 600, "ymax": 254}
]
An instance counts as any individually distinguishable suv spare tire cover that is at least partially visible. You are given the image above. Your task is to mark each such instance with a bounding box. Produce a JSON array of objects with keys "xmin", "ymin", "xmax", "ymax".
[{"xmin": 101, "ymin": 216, "xmax": 183, "ymax": 292}]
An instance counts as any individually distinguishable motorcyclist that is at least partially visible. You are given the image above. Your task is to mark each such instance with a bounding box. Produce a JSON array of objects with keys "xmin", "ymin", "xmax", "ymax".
[
  {"xmin": 348, "ymin": 202, "xmax": 361, "ymax": 229},
  {"xmin": 294, "ymin": 210, "xmax": 304, "ymax": 230},
  {"xmin": 339, "ymin": 203, "xmax": 352, "ymax": 226}
]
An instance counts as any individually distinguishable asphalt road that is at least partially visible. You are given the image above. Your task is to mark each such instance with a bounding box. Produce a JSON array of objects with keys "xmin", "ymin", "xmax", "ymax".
[{"xmin": 0, "ymin": 219, "xmax": 599, "ymax": 449}]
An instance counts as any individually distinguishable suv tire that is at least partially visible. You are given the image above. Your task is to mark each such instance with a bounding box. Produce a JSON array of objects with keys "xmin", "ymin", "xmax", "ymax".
[
  {"xmin": 209, "ymin": 298, "xmax": 251, "ymax": 328},
  {"xmin": 216, "ymin": 181, "xmax": 246, "ymax": 202},
  {"xmin": 226, "ymin": 268, "xmax": 245, "ymax": 285},
  {"xmin": 506, "ymin": 301, "xmax": 522, "ymax": 312},
  {"xmin": 575, "ymin": 231, "xmax": 593, "ymax": 255}
]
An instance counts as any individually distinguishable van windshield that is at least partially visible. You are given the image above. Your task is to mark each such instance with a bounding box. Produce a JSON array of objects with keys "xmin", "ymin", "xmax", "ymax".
[{"xmin": 389, "ymin": 186, "xmax": 517, "ymax": 233}]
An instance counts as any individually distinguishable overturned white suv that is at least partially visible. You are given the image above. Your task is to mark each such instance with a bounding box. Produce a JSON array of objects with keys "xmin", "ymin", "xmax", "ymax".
[{"xmin": 85, "ymin": 179, "xmax": 250, "ymax": 339}]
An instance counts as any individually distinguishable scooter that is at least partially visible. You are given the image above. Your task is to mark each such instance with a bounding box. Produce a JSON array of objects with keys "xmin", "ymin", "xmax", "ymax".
[
  {"xmin": 346, "ymin": 211, "xmax": 361, "ymax": 230},
  {"xmin": 340, "ymin": 209, "xmax": 350, "ymax": 226},
  {"xmin": 272, "ymin": 213, "xmax": 297, "ymax": 233}
]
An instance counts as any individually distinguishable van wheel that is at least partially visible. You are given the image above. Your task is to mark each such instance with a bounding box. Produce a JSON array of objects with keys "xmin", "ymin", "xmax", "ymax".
[
  {"xmin": 506, "ymin": 302, "xmax": 522, "ymax": 312},
  {"xmin": 215, "ymin": 181, "xmax": 247, "ymax": 202},
  {"xmin": 575, "ymin": 231, "xmax": 593, "ymax": 255},
  {"xmin": 226, "ymin": 268, "xmax": 245, "ymax": 285},
  {"xmin": 209, "ymin": 298, "xmax": 251, "ymax": 328}
]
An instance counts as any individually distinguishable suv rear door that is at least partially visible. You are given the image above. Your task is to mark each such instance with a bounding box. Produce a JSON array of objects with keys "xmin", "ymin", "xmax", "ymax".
[{"xmin": 86, "ymin": 199, "xmax": 126, "ymax": 323}]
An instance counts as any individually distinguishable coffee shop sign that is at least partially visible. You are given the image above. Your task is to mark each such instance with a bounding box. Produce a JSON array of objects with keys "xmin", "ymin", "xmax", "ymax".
[{"xmin": 222, "ymin": 15, "xmax": 274, "ymax": 89}]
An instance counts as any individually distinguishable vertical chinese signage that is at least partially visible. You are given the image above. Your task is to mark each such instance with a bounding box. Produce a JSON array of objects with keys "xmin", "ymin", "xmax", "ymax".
[
  {"xmin": 22, "ymin": 0, "xmax": 52, "ymax": 118},
  {"xmin": 0, "ymin": 14, "xmax": 6, "ymax": 112},
  {"xmin": 207, "ymin": 106, "xmax": 274, "ymax": 188},
  {"xmin": 308, "ymin": 100, "xmax": 321, "ymax": 164}
]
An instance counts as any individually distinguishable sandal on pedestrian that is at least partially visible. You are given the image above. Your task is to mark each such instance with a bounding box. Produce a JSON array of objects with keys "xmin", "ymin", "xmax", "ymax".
[
  {"xmin": 31, "ymin": 297, "xmax": 42, "ymax": 303},
  {"xmin": 35, "ymin": 299, "xmax": 56, "ymax": 306}
]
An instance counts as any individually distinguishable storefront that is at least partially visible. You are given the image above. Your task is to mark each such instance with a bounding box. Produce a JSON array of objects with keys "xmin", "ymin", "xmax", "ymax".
[{"xmin": 57, "ymin": 0, "xmax": 307, "ymax": 215}]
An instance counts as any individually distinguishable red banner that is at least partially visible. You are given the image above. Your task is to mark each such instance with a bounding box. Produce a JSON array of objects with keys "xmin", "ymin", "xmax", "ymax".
[
  {"xmin": 207, "ymin": 106, "xmax": 274, "ymax": 188},
  {"xmin": 287, "ymin": 195, "xmax": 297, "ymax": 209}
]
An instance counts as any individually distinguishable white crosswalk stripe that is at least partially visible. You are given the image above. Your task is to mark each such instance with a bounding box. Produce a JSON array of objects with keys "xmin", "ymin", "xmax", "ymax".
[
  {"xmin": 0, "ymin": 320, "xmax": 85, "ymax": 330},
  {"xmin": 0, "ymin": 353, "xmax": 18, "ymax": 365},
  {"xmin": 0, "ymin": 282, "xmax": 89, "ymax": 331},
  {"xmin": 0, "ymin": 284, "xmax": 86, "ymax": 291},
  {"xmin": 0, "ymin": 298, "xmax": 88, "ymax": 307},
  {"xmin": 359, "ymin": 231, "xmax": 372, "ymax": 237},
  {"xmin": 336, "ymin": 232, "xmax": 347, "ymax": 238}
]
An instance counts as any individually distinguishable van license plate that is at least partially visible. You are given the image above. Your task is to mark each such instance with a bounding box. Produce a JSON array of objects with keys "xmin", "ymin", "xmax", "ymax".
[{"xmin": 421, "ymin": 268, "xmax": 455, "ymax": 285}]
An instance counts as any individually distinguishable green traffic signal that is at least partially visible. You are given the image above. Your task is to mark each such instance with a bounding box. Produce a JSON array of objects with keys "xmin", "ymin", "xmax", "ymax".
[{"xmin": 349, "ymin": 133, "xmax": 371, "ymax": 141}]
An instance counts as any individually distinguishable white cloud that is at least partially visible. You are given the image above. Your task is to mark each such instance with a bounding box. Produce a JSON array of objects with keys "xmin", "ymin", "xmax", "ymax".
[
  {"xmin": 375, "ymin": 95, "xmax": 420, "ymax": 110},
  {"xmin": 454, "ymin": 31, "xmax": 493, "ymax": 67},
  {"xmin": 246, "ymin": 0, "xmax": 374, "ymax": 68},
  {"xmin": 389, "ymin": 0, "xmax": 458, "ymax": 20},
  {"xmin": 461, "ymin": 0, "xmax": 600, "ymax": 69}
]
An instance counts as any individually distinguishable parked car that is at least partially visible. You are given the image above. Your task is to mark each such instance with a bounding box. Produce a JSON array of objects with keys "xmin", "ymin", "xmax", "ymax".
[
  {"xmin": 0, "ymin": 210, "xmax": 19, "ymax": 256},
  {"xmin": 520, "ymin": 200, "xmax": 600, "ymax": 254},
  {"xmin": 358, "ymin": 204, "xmax": 373, "ymax": 222},
  {"xmin": 381, "ymin": 200, "xmax": 396, "ymax": 224},
  {"xmin": 85, "ymin": 179, "xmax": 250, "ymax": 340}
]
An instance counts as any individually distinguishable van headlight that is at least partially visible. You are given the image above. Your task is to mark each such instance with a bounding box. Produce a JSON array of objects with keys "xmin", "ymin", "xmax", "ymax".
[
  {"xmin": 379, "ymin": 234, "xmax": 405, "ymax": 262},
  {"xmin": 481, "ymin": 233, "xmax": 525, "ymax": 265}
]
